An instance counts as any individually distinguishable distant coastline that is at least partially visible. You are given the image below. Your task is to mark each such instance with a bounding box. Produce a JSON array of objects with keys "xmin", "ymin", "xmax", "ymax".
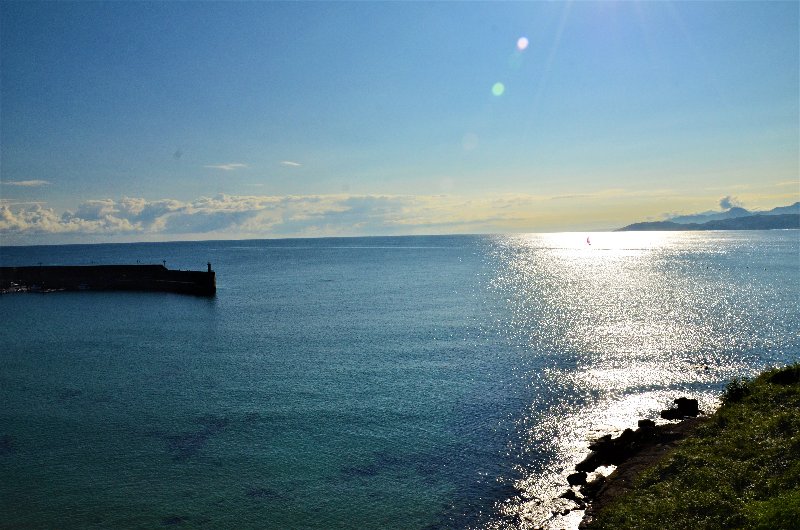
[
  {"xmin": 617, "ymin": 201, "xmax": 800, "ymax": 232},
  {"xmin": 617, "ymin": 213, "xmax": 800, "ymax": 232}
]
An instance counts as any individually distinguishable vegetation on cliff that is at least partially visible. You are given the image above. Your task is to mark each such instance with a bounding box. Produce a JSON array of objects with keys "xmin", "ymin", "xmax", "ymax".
[{"xmin": 586, "ymin": 364, "xmax": 800, "ymax": 529}]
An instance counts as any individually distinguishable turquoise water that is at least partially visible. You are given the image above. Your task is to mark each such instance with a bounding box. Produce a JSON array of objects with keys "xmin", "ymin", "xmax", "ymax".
[{"xmin": 1, "ymin": 232, "xmax": 798, "ymax": 528}]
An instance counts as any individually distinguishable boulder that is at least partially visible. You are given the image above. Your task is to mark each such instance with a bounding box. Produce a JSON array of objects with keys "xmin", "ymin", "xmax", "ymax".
[
  {"xmin": 580, "ymin": 474, "xmax": 606, "ymax": 498},
  {"xmin": 588, "ymin": 434, "xmax": 612, "ymax": 451},
  {"xmin": 675, "ymin": 397, "xmax": 699, "ymax": 417},
  {"xmin": 567, "ymin": 471, "xmax": 588, "ymax": 486},
  {"xmin": 560, "ymin": 488, "xmax": 581, "ymax": 501},
  {"xmin": 637, "ymin": 419, "xmax": 656, "ymax": 429},
  {"xmin": 617, "ymin": 428, "xmax": 636, "ymax": 444},
  {"xmin": 575, "ymin": 451, "xmax": 604, "ymax": 472},
  {"xmin": 661, "ymin": 397, "xmax": 699, "ymax": 419},
  {"xmin": 660, "ymin": 408, "xmax": 682, "ymax": 420}
]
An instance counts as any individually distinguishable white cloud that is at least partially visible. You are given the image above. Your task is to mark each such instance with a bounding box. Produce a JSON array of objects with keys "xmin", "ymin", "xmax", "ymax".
[
  {"xmin": 0, "ymin": 199, "xmax": 45, "ymax": 206},
  {"xmin": 280, "ymin": 161, "xmax": 302, "ymax": 167},
  {"xmin": 1, "ymin": 193, "xmax": 527, "ymax": 242},
  {"xmin": 719, "ymin": 195, "xmax": 743, "ymax": 209},
  {"xmin": 203, "ymin": 163, "xmax": 248, "ymax": 171},
  {"xmin": 1, "ymin": 180, "xmax": 50, "ymax": 187},
  {"xmin": 1, "ymin": 202, "xmax": 135, "ymax": 235},
  {"xmin": 774, "ymin": 180, "xmax": 799, "ymax": 188},
  {"xmin": 5, "ymin": 190, "xmax": 793, "ymax": 244}
]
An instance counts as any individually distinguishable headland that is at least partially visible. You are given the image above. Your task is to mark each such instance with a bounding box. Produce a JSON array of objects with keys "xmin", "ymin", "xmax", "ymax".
[
  {"xmin": 575, "ymin": 364, "xmax": 800, "ymax": 529},
  {"xmin": 0, "ymin": 263, "xmax": 216, "ymax": 296}
]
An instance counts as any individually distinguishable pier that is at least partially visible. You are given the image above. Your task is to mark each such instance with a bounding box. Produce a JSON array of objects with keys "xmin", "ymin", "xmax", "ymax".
[{"xmin": 0, "ymin": 263, "xmax": 216, "ymax": 296}]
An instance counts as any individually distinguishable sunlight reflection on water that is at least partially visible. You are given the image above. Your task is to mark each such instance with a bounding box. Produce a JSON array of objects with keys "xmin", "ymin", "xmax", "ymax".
[{"xmin": 482, "ymin": 231, "xmax": 798, "ymax": 529}]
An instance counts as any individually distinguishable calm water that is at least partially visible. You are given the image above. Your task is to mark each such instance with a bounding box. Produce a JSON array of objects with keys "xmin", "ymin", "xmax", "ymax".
[{"xmin": 1, "ymin": 232, "xmax": 798, "ymax": 529}]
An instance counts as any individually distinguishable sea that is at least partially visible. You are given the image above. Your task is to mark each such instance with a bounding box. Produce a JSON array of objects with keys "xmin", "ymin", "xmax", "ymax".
[{"xmin": 1, "ymin": 231, "xmax": 798, "ymax": 529}]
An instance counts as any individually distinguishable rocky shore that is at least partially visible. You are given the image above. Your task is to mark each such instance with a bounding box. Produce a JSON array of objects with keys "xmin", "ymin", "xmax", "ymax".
[
  {"xmin": 577, "ymin": 415, "xmax": 707, "ymax": 527},
  {"xmin": 565, "ymin": 364, "xmax": 800, "ymax": 529},
  {"xmin": 550, "ymin": 398, "xmax": 707, "ymax": 528}
]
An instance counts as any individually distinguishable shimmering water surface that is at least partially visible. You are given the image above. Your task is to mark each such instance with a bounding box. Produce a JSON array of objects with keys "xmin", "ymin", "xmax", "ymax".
[{"xmin": 1, "ymin": 232, "xmax": 798, "ymax": 528}]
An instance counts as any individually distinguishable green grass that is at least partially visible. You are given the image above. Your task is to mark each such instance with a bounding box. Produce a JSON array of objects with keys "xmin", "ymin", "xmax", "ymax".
[{"xmin": 587, "ymin": 364, "xmax": 800, "ymax": 530}]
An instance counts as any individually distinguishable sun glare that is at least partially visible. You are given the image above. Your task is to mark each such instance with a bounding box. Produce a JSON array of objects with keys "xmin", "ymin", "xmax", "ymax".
[{"xmin": 534, "ymin": 231, "xmax": 673, "ymax": 254}]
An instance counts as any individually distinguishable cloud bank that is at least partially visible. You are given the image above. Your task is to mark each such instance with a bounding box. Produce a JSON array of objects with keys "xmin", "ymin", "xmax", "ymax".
[
  {"xmin": 1, "ymin": 193, "xmax": 541, "ymax": 244},
  {"xmin": 1, "ymin": 180, "xmax": 50, "ymax": 187},
  {"xmin": 5, "ymin": 188, "xmax": 793, "ymax": 245},
  {"xmin": 203, "ymin": 163, "xmax": 248, "ymax": 171}
]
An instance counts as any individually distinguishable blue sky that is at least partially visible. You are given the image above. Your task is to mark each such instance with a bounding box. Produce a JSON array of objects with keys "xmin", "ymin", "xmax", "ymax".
[{"xmin": 1, "ymin": 1, "xmax": 798, "ymax": 244}]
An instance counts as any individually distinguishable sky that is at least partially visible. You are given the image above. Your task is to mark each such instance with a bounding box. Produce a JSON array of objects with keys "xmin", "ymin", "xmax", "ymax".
[{"xmin": 1, "ymin": 1, "xmax": 798, "ymax": 244}]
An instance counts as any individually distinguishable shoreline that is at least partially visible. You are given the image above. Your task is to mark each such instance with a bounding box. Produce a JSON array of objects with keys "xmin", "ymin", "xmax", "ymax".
[
  {"xmin": 577, "ymin": 415, "xmax": 708, "ymax": 527},
  {"xmin": 537, "ymin": 398, "xmax": 710, "ymax": 529},
  {"xmin": 572, "ymin": 364, "xmax": 800, "ymax": 529}
]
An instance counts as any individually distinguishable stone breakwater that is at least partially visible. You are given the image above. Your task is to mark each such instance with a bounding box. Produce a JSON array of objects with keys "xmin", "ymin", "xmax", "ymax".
[{"xmin": 0, "ymin": 264, "xmax": 216, "ymax": 296}]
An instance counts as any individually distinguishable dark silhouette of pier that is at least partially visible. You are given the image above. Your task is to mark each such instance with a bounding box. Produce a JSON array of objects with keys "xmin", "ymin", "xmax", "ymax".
[{"xmin": 0, "ymin": 263, "xmax": 216, "ymax": 296}]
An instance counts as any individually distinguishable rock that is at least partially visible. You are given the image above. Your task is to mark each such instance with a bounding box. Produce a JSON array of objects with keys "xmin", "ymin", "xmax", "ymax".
[
  {"xmin": 560, "ymin": 489, "xmax": 580, "ymax": 501},
  {"xmin": 675, "ymin": 397, "xmax": 699, "ymax": 417},
  {"xmin": 661, "ymin": 397, "xmax": 699, "ymax": 419},
  {"xmin": 576, "ymin": 414, "xmax": 697, "ymax": 478},
  {"xmin": 660, "ymin": 408, "xmax": 681, "ymax": 420},
  {"xmin": 588, "ymin": 434, "xmax": 612, "ymax": 451},
  {"xmin": 575, "ymin": 451, "xmax": 604, "ymax": 472},
  {"xmin": 637, "ymin": 419, "xmax": 656, "ymax": 429},
  {"xmin": 567, "ymin": 471, "xmax": 588, "ymax": 486},
  {"xmin": 580, "ymin": 475, "xmax": 606, "ymax": 498},
  {"xmin": 560, "ymin": 488, "xmax": 587, "ymax": 509},
  {"xmin": 619, "ymin": 428, "xmax": 637, "ymax": 440},
  {"xmin": 577, "ymin": 428, "xmax": 642, "ymax": 472}
]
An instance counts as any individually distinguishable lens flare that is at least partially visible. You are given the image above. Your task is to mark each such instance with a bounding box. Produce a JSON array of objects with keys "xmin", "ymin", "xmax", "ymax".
[
  {"xmin": 517, "ymin": 36, "xmax": 529, "ymax": 50},
  {"xmin": 492, "ymin": 82, "xmax": 505, "ymax": 96}
]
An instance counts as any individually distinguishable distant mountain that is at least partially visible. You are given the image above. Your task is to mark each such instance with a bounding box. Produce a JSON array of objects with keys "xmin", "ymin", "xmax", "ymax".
[
  {"xmin": 618, "ymin": 220, "xmax": 686, "ymax": 231},
  {"xmin": 669, "ymin": 206, "xmax": 752, "ymax": 224},
  {"xmin": 618, "ymin": 213, "xmax": 800, "ymax": 232},
  {"xmin": 765, "ymin": 202, "xmax": 800, "ymax": 216},
  {"xmin": 667, "ymin": 202, "xmax": 799, "ymax": 224}
]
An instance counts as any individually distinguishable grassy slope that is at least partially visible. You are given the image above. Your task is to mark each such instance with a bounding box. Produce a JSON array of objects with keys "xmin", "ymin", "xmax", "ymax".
[{"xmin": 588, "ymin": 364, "xmax": 800, "ymax": 530}]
